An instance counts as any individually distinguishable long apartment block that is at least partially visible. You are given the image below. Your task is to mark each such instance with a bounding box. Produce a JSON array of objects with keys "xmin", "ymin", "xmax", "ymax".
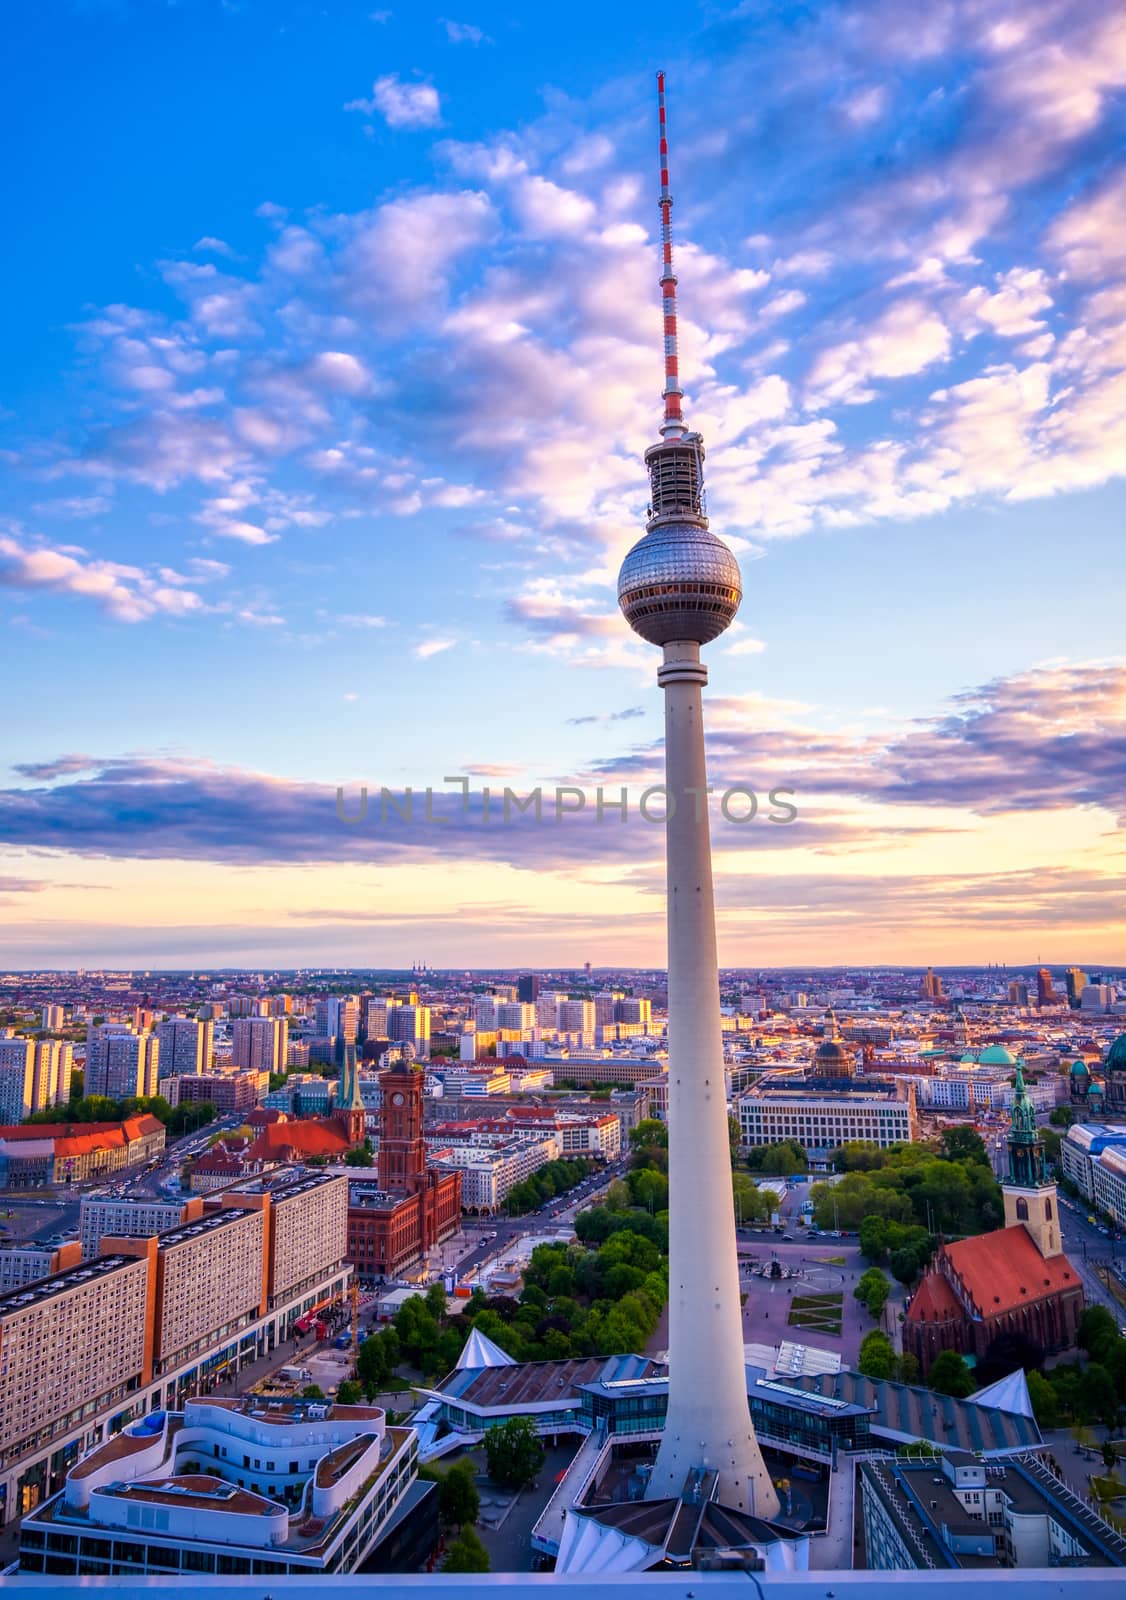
[{"xmin": 0, "ymin": 1171, "xmax": 350, "ymax": 1526}]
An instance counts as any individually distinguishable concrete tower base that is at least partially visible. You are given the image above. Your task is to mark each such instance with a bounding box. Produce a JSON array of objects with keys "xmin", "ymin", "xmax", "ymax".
[{"xmin": 647, "ymin": 640, "xmax": 780, "ymax": 1520}]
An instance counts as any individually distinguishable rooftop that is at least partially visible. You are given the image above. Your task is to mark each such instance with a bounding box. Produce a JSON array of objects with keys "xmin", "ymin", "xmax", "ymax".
[
  {"xmin": 437, "ymin": 1353, "xmax": 652, "ymax": 1409},
  {"xmin": 0, "ymin": 1248, "xmax": 143, "ymax": 1319},
  {"xmin": 790, "ymin": 1370, "xmax": 1041, "ymax": 1455}
]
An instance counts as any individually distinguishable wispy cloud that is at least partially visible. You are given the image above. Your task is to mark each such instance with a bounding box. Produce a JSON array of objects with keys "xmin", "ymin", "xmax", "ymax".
[{"xmin": 345, "ymin": 75, "xmax": 442, "ymax": 129}]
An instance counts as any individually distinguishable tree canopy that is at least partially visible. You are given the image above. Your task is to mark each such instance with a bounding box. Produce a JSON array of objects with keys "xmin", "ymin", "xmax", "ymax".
[{"xmin": 483, "ymin": 1416, "xmax": 545, "ymax": 1490}]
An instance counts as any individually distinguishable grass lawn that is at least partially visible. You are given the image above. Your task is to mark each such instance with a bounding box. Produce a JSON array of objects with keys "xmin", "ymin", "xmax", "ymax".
[{"xmin": 787, "ymin": 1291, "xmax": 843, "ymax": 1335}]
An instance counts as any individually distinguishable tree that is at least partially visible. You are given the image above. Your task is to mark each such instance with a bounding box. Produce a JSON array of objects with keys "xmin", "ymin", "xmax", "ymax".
[
  {"xmin": 336, "ymin": 1380, "xmax": 363, "ymax": 1405},
  {"xmin": 940, "ymin": 1127, "xmax": 989, "ymax": 1166},
  {"xmin": 855, "ymin": 1268, "xmax": 891, "ymax": 1320},
  {"xmin": 1077, "ymin": 1363, "xmax": 1118, "ymax": 1426},
  {"xmin": 858, "ymin": 1330, "xmax": 896, "ymax": 1379},
  {"xmin": 440, "ymin": 1458, "xmax": 481, "ymax": 1529},
  {"xmin": 300, "ymin": 1384, "xmax": 326, "ymax": 1399},
  {"xmin": 859, "ymin": 1216, "xmax": 890, "ymax": 1262},
  {"xmin": 1078, "ymin": 1305, "xmax": 1120, "ymax": 1364},
  {"xmin": 483, "ymin": 1415, "xmax": 545, "ymax": 1490},
  {"xmin": 1102, "ymin": 1440, "xmax": 1118, "ymax": 1472},
  {"xmin": 928, "ymin": 1350, "xmax": 975, "ymax": 1398},
  {"xmin": 1049, "ymin": 1106, "xmax": 1075, "ymax": 1128},
  {"xmin": 344, "ymin": 1139, "xmax": 374, "ymax": 1166},
  {"xmin": 1026, "ymin": 1370, "xmax": 1059, "ymax": 1429},
  {"xmin": 442, "ymin": 1525, "xmax": 490, "ymax": 1573},
  {"xmin": 629, "ymin": 1119, "xmax": 668, "ymax": 1150},
  {"xmin": 896, "ymin": 1352, "xmax": 921, "ymax": 1386},
  {"xmin": 426, "ymin": 1281, "xmax": 448, "ymax": 1318}
]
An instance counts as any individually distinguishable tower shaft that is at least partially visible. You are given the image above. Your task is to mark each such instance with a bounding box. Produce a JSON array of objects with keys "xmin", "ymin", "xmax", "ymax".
[{"xmin": 650, "ymin": 639, "xmax": 780, "ymax": 1518}]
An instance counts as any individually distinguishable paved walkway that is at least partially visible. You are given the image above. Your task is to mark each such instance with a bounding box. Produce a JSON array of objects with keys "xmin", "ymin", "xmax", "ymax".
[{"xmin": 809, "ymin": 1456, "xmax": 856, "ymax": 1571}]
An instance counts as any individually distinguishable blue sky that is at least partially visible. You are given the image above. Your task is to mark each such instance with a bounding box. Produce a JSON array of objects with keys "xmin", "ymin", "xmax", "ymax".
[{"xmin": 2, "ymin": 0, "xmax": 1125, "ymax": 967}]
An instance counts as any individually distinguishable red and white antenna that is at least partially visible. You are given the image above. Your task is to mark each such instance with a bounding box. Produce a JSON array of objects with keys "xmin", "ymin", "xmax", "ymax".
[{"xmin": 656, "ymin": 70, "xmax": 685, "ymax": 439}]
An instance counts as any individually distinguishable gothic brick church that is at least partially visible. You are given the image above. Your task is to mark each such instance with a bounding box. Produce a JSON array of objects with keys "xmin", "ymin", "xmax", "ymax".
[{"xmin": 904, "ymin": 1062, "xmax": 1085, "ymax": 1376}]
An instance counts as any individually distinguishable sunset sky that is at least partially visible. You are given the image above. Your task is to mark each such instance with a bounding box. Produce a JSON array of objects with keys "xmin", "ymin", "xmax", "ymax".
[{"xmin": 2, "ymin": 0, "xmax": 1124, "ymax": 968}]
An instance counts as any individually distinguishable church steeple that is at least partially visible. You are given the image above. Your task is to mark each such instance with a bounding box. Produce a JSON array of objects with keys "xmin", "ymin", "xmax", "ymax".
[
  {"xmin": 1002, "ymin": 1057, "xmax": 1060, "ymax": 1257},
  {"xmin": 339, "ymin": 1042, "xmax": 366, "ymax": 1145},
  {"xmin": 1006, "ymin": 1058, "xmax": 1047, "ymax": 1188}
]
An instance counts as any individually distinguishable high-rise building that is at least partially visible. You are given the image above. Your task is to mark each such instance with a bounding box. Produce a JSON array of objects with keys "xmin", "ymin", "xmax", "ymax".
[
  {"xmin": 612, "ymin": 73, "xmax": 778, "ymax": 1519},
  {"xmin": 230, "ymin": 1015, "xmax": 288, "ymax": 1076},
  {"xmin": 0, "ymin": 1037, "xmax": 35, "ymax": 1123},
  {"xmin": 592, "ymin": 991, "xmax": 619, "ymax": 1025},
  {"xmin": 921, "ymin": 967, "xmax": 945, "ymax": 1002},
  {"xmin": 496, "ymin": 1001, "xmax": 534, "ymax": 1032},
  {"xmin": 85, "ymin": 1024, "xmax": 159, "ymax": 1100},
  {"xmin": 40, "ymin": 1005, "xmax": 65, "ymax": 1032},
  {"xmin": 615, "ymin": 996, "xmax": 652, "ymax": 1029},
  {"xmin": 1037, "ymin": 967, "xmax": 1059, "ymax": 1007},
  {"xmin": 517, "ymin": 974, "xmax": 541, "ymax": 1003},
  {"xmin": 556, "ymin": 998, "xmax": 595, "ymax": 1037},
  {"xmin": 361, "ymin": 995, "xmax": 397, "ymax": 1041},
  {"xmin": 155, "ymin": 1015, "xmax": 212, "ymax": 1076},
  {"xmin": 315, "ymin": 994, "xmax": 358, "ymax": 1045},
  {"xmin": 1065, "ymin": 967, "xmax": 1088, "ymax": 1007},
  {"xmin": 1008, "ymin": 979, "xmax": 1030, "ymax": 1006},
  {"xmin": 31, "ymin": 1039, "xmax": 73, "ymax": 1108},
  {"xmin": 388, "ymin": 1002, "xmax": 430, "ymax": 1059}
]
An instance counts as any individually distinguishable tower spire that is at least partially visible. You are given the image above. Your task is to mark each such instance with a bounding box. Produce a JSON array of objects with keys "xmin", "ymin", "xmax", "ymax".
[{"xmin": 656, "ymin": 70, "xmax": 684, "ymax": 439}]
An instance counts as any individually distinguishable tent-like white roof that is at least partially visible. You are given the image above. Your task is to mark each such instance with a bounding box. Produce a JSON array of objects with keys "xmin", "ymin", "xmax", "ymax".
[
  {"xmin": 456, "ymin": 1325, "xmax": 517, "ymax": 1370},
  {"xmin": 967, "ymin": 1368, "xmax": 1035, "ymax": 1419}
]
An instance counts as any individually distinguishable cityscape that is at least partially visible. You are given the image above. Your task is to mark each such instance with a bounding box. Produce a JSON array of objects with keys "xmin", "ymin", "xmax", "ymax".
[{"xmin": 3, "ymin": 1, "xmax": 1125, "ymax": 1596}]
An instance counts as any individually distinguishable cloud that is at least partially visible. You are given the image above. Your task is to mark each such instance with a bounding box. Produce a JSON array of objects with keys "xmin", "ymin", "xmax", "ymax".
[
  {"xmin": 346, "ymin": 75, "xmax": 442, "ymax": 129},
  {"xmin": 0, "ymin": 534, "xmax": 205, "ymax": 623},
  {"xmin": 413, "ymin": 637, "xmax": 456, "ymax": 658},
  {"xmin": 442, "ymin": 19, "xmax": 488, "ymax": 45},
  {"xmin": 567, "ymin": 706, "xmax": 645, "ymax": 726},
  {"xmin": 806, "ymin": 300, "xmax": 952, "ymax": 407},
  {"xmin": 1048, "ymin": 171, "xmax": 1126, "ymax": 279}
]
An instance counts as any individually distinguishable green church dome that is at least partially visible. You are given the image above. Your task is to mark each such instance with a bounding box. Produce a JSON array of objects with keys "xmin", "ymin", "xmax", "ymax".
[
  {"xmin": 978, "ymin": 1044, "xmax": 1016, "ymax": 1066},
  {"xmin": 1071, "ymin": 1058, "xmax": 1090, "ymax": 1076},
  {"xmin": 1106, "ymin": 1034, "xmax": 1126, "ymax": 1071}
]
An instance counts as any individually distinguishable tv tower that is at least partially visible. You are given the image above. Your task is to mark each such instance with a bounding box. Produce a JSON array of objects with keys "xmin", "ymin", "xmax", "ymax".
[{"xmin": 618, "ymin": 73, "xmax": 780, "ymax": 1519}]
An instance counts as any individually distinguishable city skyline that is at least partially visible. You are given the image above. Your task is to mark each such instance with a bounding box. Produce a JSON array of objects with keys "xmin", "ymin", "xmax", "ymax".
[{"xmin": 3, "ymin": 0, "xmax": 1125, "ymax": 968}]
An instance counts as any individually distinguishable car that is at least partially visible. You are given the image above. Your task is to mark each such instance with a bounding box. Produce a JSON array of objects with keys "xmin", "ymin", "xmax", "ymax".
[{"xmin": 781, "ymin": 1233, "xmax": 794, "ymax": 1241}]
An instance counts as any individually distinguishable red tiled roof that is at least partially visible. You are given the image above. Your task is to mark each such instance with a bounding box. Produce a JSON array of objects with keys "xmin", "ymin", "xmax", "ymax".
[
  {"xmin": 940, "ymin": 1225, "xmax": 1079, "ymax": 1317},
  {"xmin": 905, "ymin": 1268, "xmax": 963, "ymax": 1324},
  {"xmin": 246, "ymin": 1118, "xmax": 350, "ymax": 1161}
]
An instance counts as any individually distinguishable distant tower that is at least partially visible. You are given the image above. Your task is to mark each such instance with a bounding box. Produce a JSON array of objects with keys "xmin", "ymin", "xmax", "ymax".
[
  {"xmin": 617, "ymin": 74, "xmax": 779, "ymax": 1519},
  {"xmin": 1003, "ymin": 1059, "xmax": 1060, "ymax": 1258}
]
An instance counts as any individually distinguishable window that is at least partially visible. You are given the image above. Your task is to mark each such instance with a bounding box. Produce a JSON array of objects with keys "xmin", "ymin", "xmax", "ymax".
[{"xmin": 1016, "ymin": 1197, "xmax": 1029, "ymax": 1220}]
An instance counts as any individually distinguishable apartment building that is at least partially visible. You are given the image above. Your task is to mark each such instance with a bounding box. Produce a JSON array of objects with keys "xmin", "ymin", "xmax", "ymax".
[
  {"xmin": 230, "ymin": 1016, "xmax": 288, "ymax": 1076},
  {"xmin": 155, "ymin": 1015, "xmax": 213, "ymax": 1076},
  {"xmin": 85, "ymin": 1025, "xmax": 159, "ymax": 1100},
  {"xmin": 80, "ymin": 1196, "xmax": 202, "ymax": 1260},
  {"xmin": 223, "ymin": 1172, "xmax": 349, "ymax": 1310},
  {"xmin": 0, "ymin": 1037, "xmax": 34, "ymax": 1123},
  {"xmin": 0, "ymin": 1171, "xmax": 350, "ymax": 1525},
  {"xmin": 147, "ymin": 1207, "xmax": 267, "ymax": 1374},
  {"xmin": 0, "ymin": 1240, "xmax": 81, "ymax": 1293}
]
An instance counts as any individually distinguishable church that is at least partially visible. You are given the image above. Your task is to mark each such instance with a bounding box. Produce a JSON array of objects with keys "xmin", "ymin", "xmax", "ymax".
[{"xmin": 904, "ymin": 1060, "xmax": 1086, "ymax": 1376}]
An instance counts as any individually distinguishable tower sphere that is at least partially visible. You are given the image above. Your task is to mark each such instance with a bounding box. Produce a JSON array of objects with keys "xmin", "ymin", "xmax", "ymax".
[{"xmin": 617, "ymin": 520, "xmax": 742, "ymax": 646}]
